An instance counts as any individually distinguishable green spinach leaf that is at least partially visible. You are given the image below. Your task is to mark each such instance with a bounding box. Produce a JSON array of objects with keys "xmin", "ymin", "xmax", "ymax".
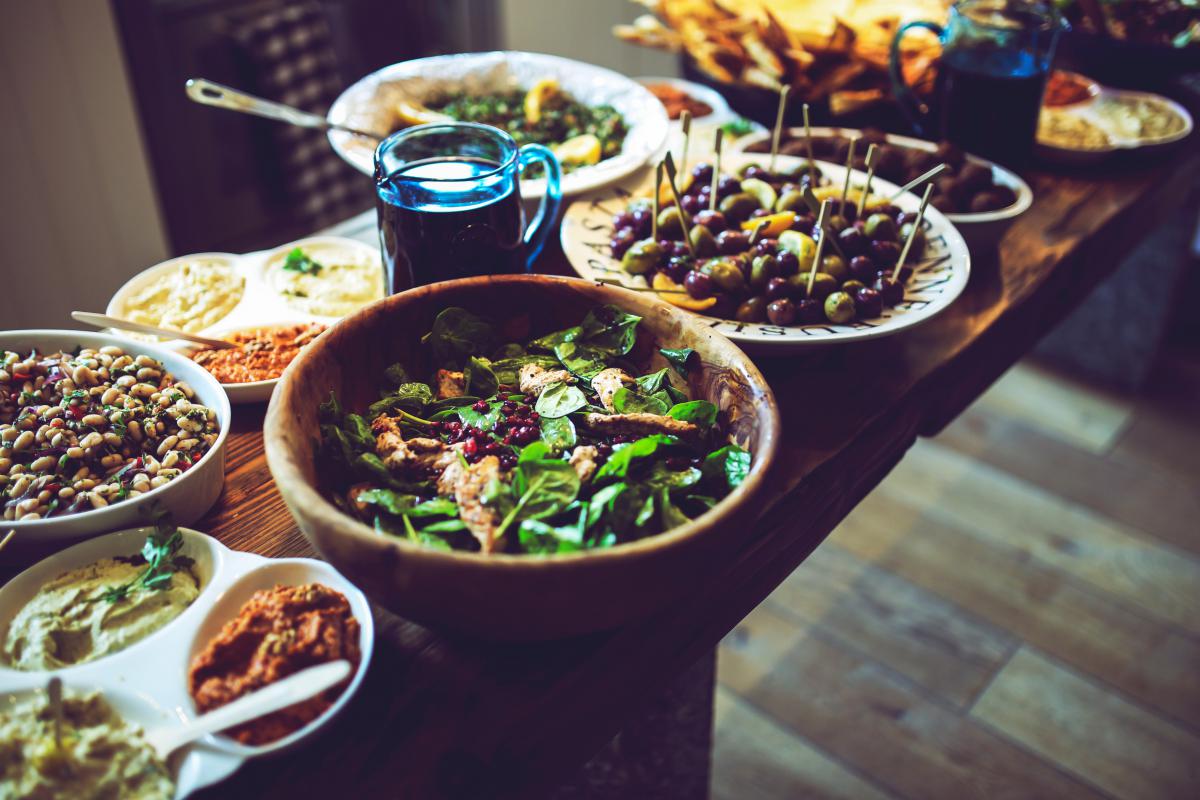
[
  {"xmin": 456, "ymin": 400, "xmax": 504, "ymax": 430},
  {"xmin": 535, "ymin": 382, "xmax": 587, "ymax": 418},
  {"xmin": 658, "ymin": 487, "xmax": 692, "ymax": 529},
  {"xmin": 612, "ymin": 386, "xmax": 669, "ymax": 415},
  {"xmin": 463, "ymin": 356, "xmax": 499, "ymax": 398},
  {"xmin": 539, "ymin": 416, "xmax": 576, "ymax": 454},
  {"xmin": 667, "ymin": 400, "xmax": 718, "ymax": 427},
  {"xmin": 427, "ymin": 307, "xmax": 496, "ymax": 369},
  {"xmin": 594, "ymin": 434, "xmax": 680, "ymax": 483},
  {"xmin": 368, "ymin": 382, "xmax": 433, "ymax": 418},
  {"xmin": 578, "ymin": 305, "xmax": 641, "ymax": 356},
  {"xmin": 659, "ymin": 347, "xmax": 696, "ymax": 377},
  {"xmin": 702, "ymin": 444, "xmax": 751, "ymax": 491},
  {"xmin": 554, "ymin": 341, "xmax": 610, "ymax": 380}
]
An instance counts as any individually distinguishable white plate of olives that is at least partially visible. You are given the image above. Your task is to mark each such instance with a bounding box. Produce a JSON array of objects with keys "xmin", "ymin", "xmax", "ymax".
[{"xmin": 560, "ymin": 152, "xmax": 971, "ymax": 352}]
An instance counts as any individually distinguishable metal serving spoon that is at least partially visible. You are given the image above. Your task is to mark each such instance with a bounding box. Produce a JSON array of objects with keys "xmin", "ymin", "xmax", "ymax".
[
  {"xmin": 143, "ymin": 660, "xmax": 352, "ymax": 760},
  {"xmin": 184, "ymin": 78, "xmax": 382, "ymax": 140},
  {"xmin": 71, "ymin": 311, "xmax": 236, "ymax": 350}
]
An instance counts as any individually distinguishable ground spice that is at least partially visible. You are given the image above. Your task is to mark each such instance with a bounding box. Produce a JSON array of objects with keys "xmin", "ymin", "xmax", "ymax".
[
  {"xmin": 187, "ymin": 583, "xmax": 361, "ymax": 745},
  {"xmin": 191, "ymin": 323, "xmax": 325, "ymax": 384},
  {"xmin": 645, "ymin": 83, "xmax": 713, "ymax": 120},
  {"xmin": 1043, "ymin": 71, "xmax": 1095, "ymax": 108}
]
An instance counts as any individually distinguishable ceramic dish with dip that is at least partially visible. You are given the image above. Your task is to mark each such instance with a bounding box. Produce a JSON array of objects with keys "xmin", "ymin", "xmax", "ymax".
[
  {"xmin": 0, "ymin": 525, "xmax": 375, "ymax": 799},
  {"xmin": 1036, "ymin": 84, "xmax": 1194, "ymax": 164},
  {"xmin": 106, "ymin": 236, "xmax": 381, "ymax": 403}
]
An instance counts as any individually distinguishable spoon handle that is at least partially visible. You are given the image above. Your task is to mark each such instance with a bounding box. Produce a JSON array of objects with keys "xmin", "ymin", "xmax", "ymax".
[
  {"xmin": 71, "ymin": 311, "xmax": 236, "ymax": 350},
  {"xmin": 185, "ymin": 78, "xmax": 380, "ymax": 140},
  {"xmin": 152, "ymin": 660, "xmax": 352, "ymax": 758}
]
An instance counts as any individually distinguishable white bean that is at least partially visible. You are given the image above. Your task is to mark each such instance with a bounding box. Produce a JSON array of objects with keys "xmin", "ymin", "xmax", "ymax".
[
  {"xmin": 157, "ymin": 435, "xmax": 179, "ymax": 457},
  {"xmin": 29, "ymin": 455, "xmax": 56, "ymax": 472},
  {"xmin": 12, "ymin": 430, "xmax": 34, "ymax": 451}
]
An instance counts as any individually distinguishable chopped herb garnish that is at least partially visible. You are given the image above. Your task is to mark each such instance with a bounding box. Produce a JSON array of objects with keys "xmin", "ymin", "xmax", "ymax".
[{"xmin": 283, "ymin": 247, "xmax": 323, "ymax": 276}]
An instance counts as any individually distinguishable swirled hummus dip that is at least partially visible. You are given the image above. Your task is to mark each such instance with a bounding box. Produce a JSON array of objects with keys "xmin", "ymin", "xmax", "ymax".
[
  {"xmin": 266, "ymin": 242, "xmax": 385, "ymax": 317},
  {"xmin": 2, "ymin": 556, "xmax": 200, "ymax": 671},
  {"xmin": 120, "ymin": 257, "xmax": 244, "ymax": 334},
  {"xmin": 0, "ymin": 690, "xmax": 174, "ymax": 800}
]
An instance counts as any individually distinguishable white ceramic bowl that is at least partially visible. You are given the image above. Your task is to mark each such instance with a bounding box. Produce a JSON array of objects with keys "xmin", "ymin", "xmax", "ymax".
[
  {"xmin": 730, "ymin": 127, "xmax": 1034, "ymax": 251},
  {"xmin": 327, "ymin": 51, "xmax": 671, "ymax": 197},
  {"xmin": 0, "ymin": 330, "xmax": 230, "ymax": 545},
  {"xmin": 0, "ymin": 526, "xmax": 374, "ymax": 798},
  {"xmin": 633, "ymin": 76, "xmax": 734, "ymax": 126}
]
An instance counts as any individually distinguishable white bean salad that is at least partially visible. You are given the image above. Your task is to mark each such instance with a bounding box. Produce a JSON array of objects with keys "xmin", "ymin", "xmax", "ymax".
[{"xmin": 0, "ymin": 345, "xmax": 221, "ymax": 521}]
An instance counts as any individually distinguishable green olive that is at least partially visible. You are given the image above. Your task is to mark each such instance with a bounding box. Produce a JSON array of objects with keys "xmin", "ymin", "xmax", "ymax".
[
  {"xmin": 787, "ymin": 271, "xmax": 837, "ymax": 300},
  {"xmin": 779, "ymin": 161, "xmax": 811, "ymax": 182},
  {"xmin": 841, "ymin": 279, "xmax": 866, "ymax": 296},
  {"xmin": 774, "ymin": 190, "xmax": 807, "ymax": 214},
  {"xmin": 750, "ymin": 254, "xmax": 779, "ymax": 291},
  {"xmin": 736, "ymin": 296, "xmax": 768, "ymax": 323},
  {"xmin": 899, "ymin": 223, "xmax": 927, "ymax": 259},
  {"xmin": 821, "ymin": 254, "xmax": 848, "ymax": 282},
  {"xmin": 863, "ymin": 213, "xmax": 897, "ymax": 241},
  {"xmin": 689, "ymin": 224, "xmax": 718, "ymax": 257},
  {"xmin": 657, "ymin": 207, "xmax": 686, "ymax": 239},
  {"xmin": 718, "ymin": 192, "xmax": 761, "ymax": 224},
  {"xmin": 704, "ymin": 259, "xmax": 746, "ymax": 292},
  {"xmin": 824, "ymin": 291, "xmax": 856, "ymax": 323},
  {"xmin": 621, "ymin": 239, "xmax": 663, "ymax": 275},
  {"xmin": 827, "ymin": 214, "xmax": 849, "ymax": 233}
]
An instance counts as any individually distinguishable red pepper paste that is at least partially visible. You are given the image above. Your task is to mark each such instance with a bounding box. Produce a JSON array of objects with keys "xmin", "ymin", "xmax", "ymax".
[{"xmin": 187, "ymin": 583, "xmax": 361, "ymax": 744}]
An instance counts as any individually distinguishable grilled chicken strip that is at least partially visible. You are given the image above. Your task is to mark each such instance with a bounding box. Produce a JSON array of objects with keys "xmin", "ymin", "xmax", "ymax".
[
  {"xmin": 519, "ymin": 363, "xmax": 574, "ymax": 395},
  {"xmin": 591, "ymin": 368, "xmax": 634, "ymax": 411},
  {"xmin": 435, "ymin": 369, "xmax": 465, "ymax": 399},
  {"xmin": 579, "ymin": 412, "xmax": 702, "ymax": 444},
  {"xmin": 568, "ymin": 445, "xmax": 599, "ymax": 483},
  {"xmin": 436, "ymin": 455, "xmax": 507, "ymax": 554},
  {"xmin": 372, "ymin": 416, "xmax": 459, "ymax": 475}
]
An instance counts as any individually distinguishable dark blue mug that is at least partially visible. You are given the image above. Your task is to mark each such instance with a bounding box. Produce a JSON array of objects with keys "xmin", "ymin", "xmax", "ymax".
[{"xmin": 374, "ymin": 122, "xmax": 563, "ymax": 293}]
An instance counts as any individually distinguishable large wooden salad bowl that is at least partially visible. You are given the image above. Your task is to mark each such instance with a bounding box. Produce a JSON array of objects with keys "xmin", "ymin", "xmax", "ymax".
[{"xmin": 264, "ymin": 275, "xmax": 780, "ymax": 639}]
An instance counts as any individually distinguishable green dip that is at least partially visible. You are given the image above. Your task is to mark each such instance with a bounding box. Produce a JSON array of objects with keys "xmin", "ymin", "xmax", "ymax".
[
  {"xmin": 1, "ymin": 556, "xmax": 200, "ymax": 672},
  {"xmin": 0, "ymin": 690, "xmax": 174, "ymax": 800}
]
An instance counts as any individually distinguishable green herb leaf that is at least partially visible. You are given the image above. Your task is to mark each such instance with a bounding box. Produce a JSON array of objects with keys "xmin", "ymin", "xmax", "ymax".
[
  {"xmin": 577, "ymin": 305, "xmax": 641, "ymax": 356},
  {"xmin": 463, "ymin": 356, "xmax": 499, "ymax": 398},
  {"xmin": 594, "ymin": 434, "xmax": 681, "ymax": 483},
  {"xmin": 658, "ymin": 487, "xmax": 691, "ymax": 529},
  {"xmin": 428, "ymin": 307, "xmax": 496, "ymax": 370},
  {"xmin": 667, "ymin": 400, "xmax": 718, "ymax": 427},
  {"xmin": 534, "ymin": 382, "xmax": 587, "ymax": 418},
  {"xmin": 612, "ymin": 386, "xmax": 669, "ymax": 415},
  {"xmin": 283, "ymin": 247, "xmax": 323, "ymax": 275},
  {"xmin": 456, "ymin": 400, "xmax": 504, "ymax": 430},
  {"xmin": 368, "ymin": 382, "xmax": 434, "ymax": 418},
  {"xmin": 539, "ymin": 416, "xmax": 576, "ymax": 454},
  {"xmin": 702, "ymin": 444, "xmax": 751, "ymax": 491},
  {"xmin": 554, "ymin": 341, "xmax": 610, "ymax": 379},
  {"xmin": 659, "ymin": 347, "xmax": 696, "ymax": 377}
]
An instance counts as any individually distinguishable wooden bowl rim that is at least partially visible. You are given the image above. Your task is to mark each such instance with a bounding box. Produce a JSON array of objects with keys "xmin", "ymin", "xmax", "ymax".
[{"xmin": 264, "ymin": 274, "xmax": 781, "ymax": 567}]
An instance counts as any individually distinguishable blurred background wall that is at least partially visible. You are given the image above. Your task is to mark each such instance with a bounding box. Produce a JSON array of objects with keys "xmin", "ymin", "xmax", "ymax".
[{"xmin": 0, "ymin": 0, "xmax": 669, "ymax": 330}]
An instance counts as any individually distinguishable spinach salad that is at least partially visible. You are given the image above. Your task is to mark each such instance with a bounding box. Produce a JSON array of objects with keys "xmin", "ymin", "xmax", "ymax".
[{"xmin": 318, "ymin": 305, "xmax": 751, "ymax": 555}]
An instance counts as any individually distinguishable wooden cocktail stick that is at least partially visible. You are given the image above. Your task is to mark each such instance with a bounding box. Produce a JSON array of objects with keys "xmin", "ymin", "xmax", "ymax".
[
  {"xmin": 748, "ymin": 218, "xmax": 771, "ymax": 247},
  {"xmin": 857, "ymin": 143, "xmax": 879, "ymax": 219},
  {"xmin": 769, "ymin": 85, "xmax": 790, "ymax": 174},
  {"xmin": 802, "ymin": 103, "xmax": 816, "ymax": 187},
  {"xmin": 709, "ymin": 128, "xmax": 724, "ymax": 213},
  {"xmin": 889, "ymin": 164, "xmax": 947, "ymax": 202},
  {"xmin": 839, "ymin": 137, "xmax": 858, "ymax": 215},
  {"xmin": 651, "ymin": 162, "xmax": 662, "ymax": 241},
  {"xmin": 800, "ymin": 186, "xmax": 847, "ymax": 260},
  {"xmin": 891, "ymin": 183, "xmax": 934, "ymax": 281},
  {"xmin": 678, "ymin": 110, "xmax": 692, "ymax": 181},
  {"xmin": 807, "ymin": 199, "xmax": 831, "ymax": 296},
  {"xmin": 663, "ymin": 153, "xmax": 696, "ymax": 258}
]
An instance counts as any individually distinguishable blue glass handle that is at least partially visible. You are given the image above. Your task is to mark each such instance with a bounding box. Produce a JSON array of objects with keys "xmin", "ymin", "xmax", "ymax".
[
  {"xmin": 518, "ymin": 144, "xmax": 563, "ymax": 270},
  {"xmin": 890, "ymin": 20, "xmax": 944, "ymax": 137}
]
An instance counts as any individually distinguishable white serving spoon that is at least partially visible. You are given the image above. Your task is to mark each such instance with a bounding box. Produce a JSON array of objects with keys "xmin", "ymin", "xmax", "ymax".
[
  {"xmin": 71, "ymin": 311, "xmax": 236, "ymax": 350},
  {"xmin": 144, "ymin": 660, "xmax": 352, "ymax": 759}
]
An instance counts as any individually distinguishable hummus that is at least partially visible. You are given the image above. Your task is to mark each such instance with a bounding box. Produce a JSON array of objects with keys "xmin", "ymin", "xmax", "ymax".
[
  {"xmin": 2, "ymin": 557, "xmax": 200, "ymax": 672},
  {"xmin": 0, "ymin": 690, "xmax": 174, "ymax": 800},
  {"xmin": 267, "ymin": 242, "xmax": 384, "ymax": 317},
  {"xmin": 188, "ymin": 583, "xmax": 360, "ymax": 745},
  {"xmin": 121, "ymin": 257, "xmax": 244, "ymax": 334}
]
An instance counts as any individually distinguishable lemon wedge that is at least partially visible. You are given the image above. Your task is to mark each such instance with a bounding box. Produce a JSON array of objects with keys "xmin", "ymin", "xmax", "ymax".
[
  {"xmin": 653, "ymin": 272, "xmax": 716, "ymax": 311},
  {"xmin": 553, "ymin": 134, "xmax": 602, "ymax": 166},
  {"xmin": 739, "ymin": 178, "xmax": 778, "ymax": 213},
  {"xmin": 779, "ymin": 230, "xmax": 817, "ymax": 270},
  {"xmin": 524, "ymin": 78, "xmax": 561, "ymax": 124},
  {"xmin": 811, "ymin": 185, "xmax": 887, "ymax": 212},
  {"xmin": 740, "ymin": 211, "xmax": 796, "ymax": 238},
  {"xmin": 394, "ymin": 100, "xmax": 452, "ymax": 127}
]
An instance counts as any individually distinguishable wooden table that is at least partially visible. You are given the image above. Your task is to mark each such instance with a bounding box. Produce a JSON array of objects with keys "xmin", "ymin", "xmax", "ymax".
[{"xmin": 181, "ymin": 147, "xmax": 1199, "ymax": 798}]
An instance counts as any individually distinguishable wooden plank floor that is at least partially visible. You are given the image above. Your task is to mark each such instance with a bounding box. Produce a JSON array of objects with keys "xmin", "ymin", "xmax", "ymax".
[{"xmin": 714, "ymin": 347, "xmax": 1200, "ymax": 800}]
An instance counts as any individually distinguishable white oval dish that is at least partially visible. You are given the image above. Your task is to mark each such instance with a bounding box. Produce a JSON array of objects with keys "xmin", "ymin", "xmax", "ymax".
[
  {"xmin": 730, "ymin": 126, "xmax": 1034, "ymax": 250},
  {"xmin": 327, "ymin": 51, "xmax": 670, "ymax": 198},
  {"xmin": 106, "ymin": 236, "xmax": 379, "ymax": 404},
  {"xmin": 632, "ymin": 76, "xmax": 734, "ymax": 127},
  {"xmin": 560, "ymin": 151, "xmax": 971, "ymax": 352},
  {"xmin": 0, "ymin": 526, "xmax": 374, "ymax": 799},
  {"xmin": 0, "ymin": 330, "xmax": 230, "ymax": 545},
  {"xmin": 1035, "ymin": 87, "xmax": 1194, "ymax": 163}
]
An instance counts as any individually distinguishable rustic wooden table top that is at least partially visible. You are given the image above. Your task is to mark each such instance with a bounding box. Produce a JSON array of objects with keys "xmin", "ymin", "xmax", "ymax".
[{"xmin": 173, "ymin": 148, "xmax": 1199, "ymax": 799}]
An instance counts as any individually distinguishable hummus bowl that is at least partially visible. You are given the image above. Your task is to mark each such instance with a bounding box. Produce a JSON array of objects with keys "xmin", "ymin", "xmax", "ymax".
[
  {"xmin": 0, "ymin": 330, "xmax": 231, "ymax": 548},
  {"xmin": 0, "ymin": 526, "xmax": 375, "ymax": 798}
]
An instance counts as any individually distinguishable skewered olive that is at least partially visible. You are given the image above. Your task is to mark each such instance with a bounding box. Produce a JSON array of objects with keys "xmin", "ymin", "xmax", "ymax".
[
  {"xmin": 824, "ymin": 291, "xmax": 856, "ymax": 323},
  {"xmin": 863, "ymin": 213, "xmax": 897, "ymax": 241},
  {"xmin": 849, "ymin": 255, "xmax": 877, "ymax": 282},
  {"xmin": 838, "ymin": 227, "xmax": 868, "ymax": 257},
  {"xmin": 874, "ymin": 275, "xmax": 903, "ymax": 305},
  {"xmin": 693, "ymin": 209, "xmax": 727, "ymax": 234},
  {"xmin": 898, "ymin": 223, "xmax": 926, "ymax": 259},
  {"xmin": 827, "ymin": 214, "xmax": 849, "ymax": 233},
  {"xmin": 778, "ymin": 231, "xmax": 816, "ymax": 272},
  {"xmin": 775, "ymin": 190, "xmax": 807, "ymax": 214},
  {"xmin": 704, "ymin": 259, "xmax": 746, "ymax": 292},
  {"xmin": 842, "ymin": 279, "xmax": 866, "ymax": 296},
  {"xmin": 685, "ymin": 270, "xmax": 715, "ymax": 299},
  {"xmin": 766, "ymin": 298, "xmax": 797, "ymax": 325},
  {"xmin": 611, "ymin": 228, "xmax": 637, "ymax": 260},
  {"xmin": 776, "ymin": 250, "xmax": 799, "ymax": 276},
  {"xmin": 764, "ymin": 276, "xmax": 791, "ymax": 301},
  {"xmin": 821, "ymin": 254, "xmax": 848, "ymax": 282},
  {"xmin": 789, "ymin": 271, "xmax": 837, "ymax": 300},
  {"xmin": 870, "ymin": 240, "xmax": 901, "ymax": 266},
  {"xmin": 715, "ymin": 230, "xmax": 750, "ymax": 255},
  {"xmin": 630, "ymin": 207, "xmax": 653, "ymax": 237},
  {"xmin": 755, "ymin": 237, "xmax": 780, "ymax": 255},
  {"xmin": 855, "ymin": 287, "xmax": 883, "ymax": 318},
  {"xmin": 716, "ymin": 175, "xmax": 741, "ymax": 199},
  {"xmin": 690, "ymin": 224, "xmax": 718, "ymax": 257},
  {"xmin": 680, "ymin": 194, "xmax": 702, "ymax": 215},
  {"xmin": 657, "ymin": 207, "xmax": 686, "ymax": 239},
  {"xmin": 612, "ymin": 211, "xmax": 634, "ymax": 231},
  {"xmin": 662, "ymin": 255, "xmax": 691, "ymax": 283},
  {"xmin": 736, "ymin": 296, "xmax": 768, "ymax": 323},
  {"xmin": 718, "ymin": 192, "xmax": 760, "ymax": 224},
  {"xmin": 958, "ymin": 161, "xmax": 993, "ymax": 193},
  {"xmin": 792, "ymin": 213, "xmax": 815, "ymax": 232},
  {"xmin": 750, "ymin": 254, "xmax": 780, "ymax": 290},
  {"xmin": 621, "ymin": 239, "xmax": 663, "ymax": 275},
  {"xmin": 691, "ymin": 163, "xmax": 714, "ymax": 184},
  {"xmin": 796, "ymin": 298, "xmax": 824, "ymax": 324}
]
